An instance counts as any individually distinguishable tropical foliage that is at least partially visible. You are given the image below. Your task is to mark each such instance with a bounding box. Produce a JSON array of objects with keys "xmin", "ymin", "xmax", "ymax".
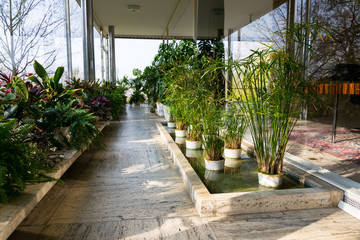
[{"xmin": 0, "ymin": 60, "xmax": 127, "ymax": 203}]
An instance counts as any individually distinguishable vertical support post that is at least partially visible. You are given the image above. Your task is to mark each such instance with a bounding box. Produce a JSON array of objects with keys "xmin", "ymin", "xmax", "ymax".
[
  {"xmin": 100, "ymin": 28, "xmax": 105, "ymax": 81},
  {"xmin": 332, "ymin": 93, "xmax": 339, "ymax": 143},
  {"xmin": 105, "ymin": 35, "xmax": 110, "ymax": 82},
  {"xmin": 166, "ymin": 29, "xmax": 169, "ymax": 45},
  {"xmin": 300, "ymin": 0, "xmax": 312, "ymax": 120},
  {"xmin": 287, "ymin": 0, "xmax": 298, "ymax": 57},
  {"xmin": 64, "ymin": 0, "xmax": 72, "ymax": 80},
  {"xmin": 193, "ymin": 0, "xmax": 198, "ymax": 42},
  {"xmin": 225, "ymin": 29, "xmax": 233, "ymax": 102},
  {"xmin": 108, "ymin": 26, "xmax": 116, "ymax": 84},
  {"xmin": 81, "ymin": 0, "xmax": 95, "ymax": 81}
]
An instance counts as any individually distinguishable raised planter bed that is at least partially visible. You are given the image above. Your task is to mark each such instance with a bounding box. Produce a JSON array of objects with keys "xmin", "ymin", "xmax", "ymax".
[
  {"xmin": 156, "ymin": 121, "xmax": 343, "ymax": 217},
  {"xmin": 0, "ymin": 121, "xmax": 110, "ymax": 240}
]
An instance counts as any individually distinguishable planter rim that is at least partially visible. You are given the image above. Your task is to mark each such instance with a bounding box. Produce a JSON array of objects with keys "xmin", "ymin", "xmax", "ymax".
[
  {"xmin": 205, "ymin": 157, "xmax": 224, "ymax": 162},
  {"xmin": 224, "ymin": 147, "xmax": 242, "ymax": 150},
  {"xmin": 258, "ymin": 171, "xmax": 283, "ymax": 176}
]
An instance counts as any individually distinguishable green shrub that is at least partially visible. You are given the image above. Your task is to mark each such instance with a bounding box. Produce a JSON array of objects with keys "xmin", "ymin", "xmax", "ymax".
[
  {"xmin": 103, "ymin": 87, "xmax": 127, "ymax": 120},
  {"xmin": 0, "ymin": 120, "xmax": 54, "ymax": 203},
  {"xmin": 38, "ymin": 101, "xmax": 102, "ymax": 150}
]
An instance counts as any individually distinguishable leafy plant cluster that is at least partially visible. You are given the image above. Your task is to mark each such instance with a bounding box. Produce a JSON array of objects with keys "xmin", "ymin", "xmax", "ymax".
[
  {"xmin": 130, "ymin": 40, "xmax": 225, "ymax": 111},
  {"xmin": 0, "ymin": 120, "xmax": 54, "ymax": 203},
  {"xmin": 0, "ymin": 60, "xmax": 127, "ymax": 203},
  {"xmin": 139, "ymin": 22, "xmax": 330, "ymax": 176}
]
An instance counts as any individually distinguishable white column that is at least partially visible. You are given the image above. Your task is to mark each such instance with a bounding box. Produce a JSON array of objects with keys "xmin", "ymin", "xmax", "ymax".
[
  {"xmin": 193, "ymin": 0, "xmax": 198, "ymax": 41},
  {"xmin": 105, "ymin": 35, "xmax": 110, "ymax": 82},
  {"xmin": 108, "ymin": 26, "xmax": 116, "ymax": 84},
  {"xmin": 64, "ymin": 0, "xmax": 72, "ymax": 81},
  {"xmin": 100, "ymin": 28, "xmax": 105, "ymax": 81},
  {"xmin": 82, "ymin": 0, "xmax": 95, "ymax": 81}
]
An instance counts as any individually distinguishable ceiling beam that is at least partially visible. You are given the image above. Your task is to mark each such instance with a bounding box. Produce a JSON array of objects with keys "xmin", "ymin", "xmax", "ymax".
[{"xmin": 162, "ymin": 0, "xmax": 183, "ymax": 39}]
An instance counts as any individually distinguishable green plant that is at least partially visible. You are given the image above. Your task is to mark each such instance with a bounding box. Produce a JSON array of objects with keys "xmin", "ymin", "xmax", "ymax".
[
  {"xmin": 29, "ymin": 61, "xmax": 80, "ymax": 106},
  {"xmin": 183, "ymin": 67, "xmax": 207, "ymax": 141},
  {"xmin": 129, "ymin": 69, "xmax": 146, "ymax": 105},
  {"xmin": 98, "ymin": 78, "xmax": 127, "ymax": 120},
  {"xmin": 0, "ymin": 120, "xmax": 54, "ymax": 203},
  {"xmin": 231, "ymin": 22, "xmax": 330, "ymax": 174},
  {"xmin": 165, "ymin": 61, "xmax": 189, "ymax": 131},
  {"xmin": 202, "ymin": 104, "xmax": 224, "ymax": 160},
  {"xmin": 103, "ymin": 88, "xmax": 126, "ymax": 120},
  {"xmin": 39, "ymin": 100, "xmax": 102, "ymax": 150},
  {"xmin": 223, "ymin": 104, "xmax": 248, "ymax": 149}
]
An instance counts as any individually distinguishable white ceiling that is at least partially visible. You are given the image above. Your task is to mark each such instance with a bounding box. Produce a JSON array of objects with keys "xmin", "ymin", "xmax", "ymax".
[
  {"xmin": 91, "ymin": 0, "xmax": 279, "ymax": 39},
  {"xmin": 93, "ymin": 0, "xmax": 194, "ymax": 38}
]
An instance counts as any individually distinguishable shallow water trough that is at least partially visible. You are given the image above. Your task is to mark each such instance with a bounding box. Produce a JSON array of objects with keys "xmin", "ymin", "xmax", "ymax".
[{"xmin": 156, "ymin": 121, "xmax": 343, "ymax": 217}]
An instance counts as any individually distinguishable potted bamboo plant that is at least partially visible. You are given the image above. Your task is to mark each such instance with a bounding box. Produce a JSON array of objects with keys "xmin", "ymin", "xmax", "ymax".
[
  {"xmin": 183, "ymin": 66, "xmax": 210, "ymax": 150},
  {"xmin": 165, "ymin": 64, "xmax": 188, "ymax": 138},
  {"xmin": 232, "ymin": 48, "xmax": 296, "ymax": 187},
  {"xmin": 202, "ymin": 98, "xmax": 224, "ymax": 171},
  {"xmin": 231, "ymin": 22, "xmax": 329, "ymax": 187},
  {"xmin": 223, "ymin": 104, "xmax": 248, "ymax": 159}
]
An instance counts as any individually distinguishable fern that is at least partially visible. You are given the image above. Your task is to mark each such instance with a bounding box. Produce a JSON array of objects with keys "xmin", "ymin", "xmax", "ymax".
[
  {"xmin": 0, "ymin": 120, "xmax": 55, "ymax": 204},
  {"xmin": 40, "ymin": 101, "xmax": 102, "ymax": 150}
]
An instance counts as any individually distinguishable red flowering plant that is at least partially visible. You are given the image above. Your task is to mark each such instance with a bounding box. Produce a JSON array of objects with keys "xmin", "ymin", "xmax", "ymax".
[
  {"xmin": 28, "ymin": 61, "xmax": 82, "ymax": 108},
  {"xmin": 66, "ymin": 77, "xmax": 101, "ymax": 99},
  {"xmin": 0, "ymin": 72, "xmax": 29, "ymax": 120},
  {"xmin": 86, "ymin": 95, "xmax": 111, "ymax": 120}
]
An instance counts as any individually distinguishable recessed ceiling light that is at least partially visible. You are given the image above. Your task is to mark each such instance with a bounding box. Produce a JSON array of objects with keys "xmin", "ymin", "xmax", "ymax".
[{"xmin": 128, "ymin": 5, "xmax": 140, "ymax": 13}]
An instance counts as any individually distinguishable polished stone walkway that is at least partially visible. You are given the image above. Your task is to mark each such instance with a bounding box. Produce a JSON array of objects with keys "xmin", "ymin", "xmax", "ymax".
[{"xmin": 9, "ymin": 105, "xmax": 360, "ymax": 240}]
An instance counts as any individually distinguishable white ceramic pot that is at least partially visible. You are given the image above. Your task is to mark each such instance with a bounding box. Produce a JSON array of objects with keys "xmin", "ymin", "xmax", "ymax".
[
  {"xmin": 175, "ymin": 137, "xmax": 186, "ymax": 144},
  {"xmin": 168, "ymin": 122, "xmax": 176, "ymax": 128},
  {"xmin": 224, "ymin": 148, "xmax": 242, "ymax": 159},
  {"xmin": 175, "ymin": 129, "xmax": 186, "ymax": 137},
  {"xmin": 258, "ymin": 172, "xmax": 283, "ymax": 188},
  {"xmin": 204, "ymin": 158, "xmax": 225, "ymax": 171},
  {"xmin": 168, "ymin": 128, "xmax": 175, "ymax": 134},
  {"xmin": 186, "ymin": 140, "xmax": 202, "ymax": 149},
  {"xmin": 163, "ymin": 105, "xmax": 171, "ymax": 121},
  {"xmin": 205, "ymin": 169, "xmax": 222, "ymax": 181}
]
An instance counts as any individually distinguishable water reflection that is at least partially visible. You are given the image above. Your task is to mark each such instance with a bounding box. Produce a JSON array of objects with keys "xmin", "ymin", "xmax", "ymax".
[
  {"xmin": 185, "ymin": 149, "xmax": 203, "ymax": 159},
  {"xmin": 167, "ymin": 128, "xmax": 175, "ymax": 134},
  {"xmin": 205, "ymin": 170, "xmax": 222, "ymax": 182},
  {"xmin": 175, "ymin": 137, "xmax": 186, "ymax": 144}
]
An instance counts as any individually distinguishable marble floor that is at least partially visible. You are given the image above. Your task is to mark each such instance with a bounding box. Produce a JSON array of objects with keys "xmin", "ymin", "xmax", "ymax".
[{"xmin": 9, "ymin": 105, "xmax": 360, "ymax": 240}]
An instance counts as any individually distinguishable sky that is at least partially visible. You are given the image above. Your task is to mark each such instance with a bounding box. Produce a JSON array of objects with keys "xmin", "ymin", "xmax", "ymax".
[{"xmin": 115, "ymin": 39, "xmax": 162, "ymax": 79}]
